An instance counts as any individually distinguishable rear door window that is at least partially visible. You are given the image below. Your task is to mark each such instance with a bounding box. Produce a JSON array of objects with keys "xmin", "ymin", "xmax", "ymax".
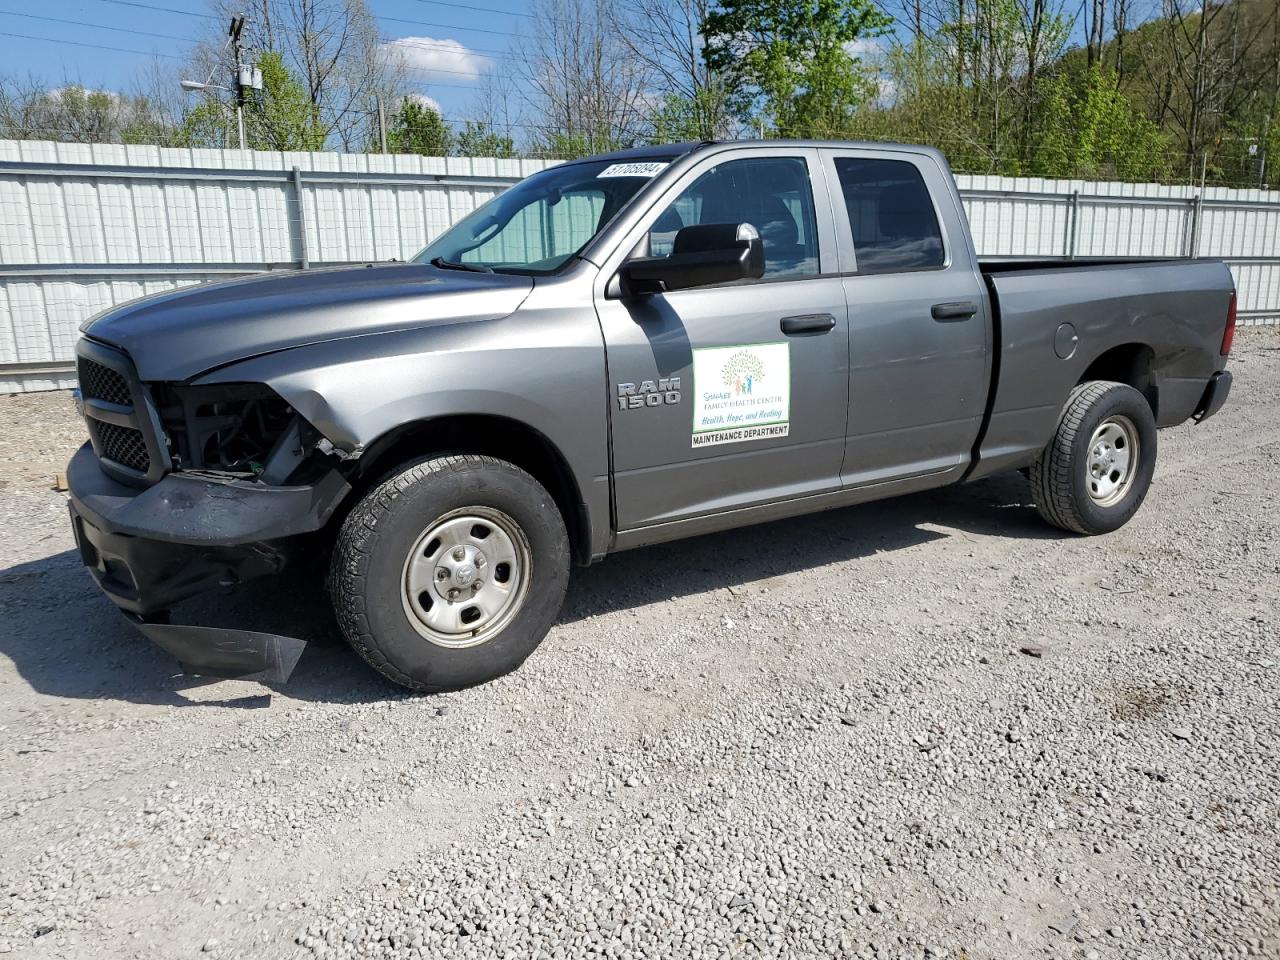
[{"xmin": 833, "ymin": 158, "xmax": 945, "ymax": 274}]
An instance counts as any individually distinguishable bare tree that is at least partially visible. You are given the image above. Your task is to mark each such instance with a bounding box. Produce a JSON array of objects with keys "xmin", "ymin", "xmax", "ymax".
[
  {"xmin": 518, "ymin": 0, "xmax": 655, "ymax": 156},
  {"xmin": 0, "ymin": 73, "xmax": 176, "ymax": 144},
  {"xmin": 1139, "ymin": 0, "xmax": 1280, "ymax": 156},
  {"xmin": 619, "ymin": 0, "xmax": 733, "ymax": 140}
]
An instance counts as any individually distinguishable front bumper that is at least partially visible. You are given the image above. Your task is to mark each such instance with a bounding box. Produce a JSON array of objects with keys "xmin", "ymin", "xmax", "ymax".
[{"xmin": 67, "ymin": 442, "xmax": 349, "ymax": 616}]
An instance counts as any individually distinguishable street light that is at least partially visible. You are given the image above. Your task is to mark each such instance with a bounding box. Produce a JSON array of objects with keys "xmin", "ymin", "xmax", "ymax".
[
  {"xmin": 180, "ymin": 78, "xmax": 245, "ymax": 150},
  {"xmin": 179, "ymin": 16, "xmax": 260, "ymax": 150}
]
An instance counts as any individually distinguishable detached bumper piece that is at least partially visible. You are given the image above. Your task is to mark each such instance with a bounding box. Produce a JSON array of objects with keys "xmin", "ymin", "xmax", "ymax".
[
  {"xmin": 67, "ymin": 442, "xmax": 350, "ymax": 682},
  {"xmin": 1194, "ymin": 370, "xmax": 1232, "ymax": 423},
  {"xmin": 133, "ymin": 622, "xmax": 307, "ymax": 685}
]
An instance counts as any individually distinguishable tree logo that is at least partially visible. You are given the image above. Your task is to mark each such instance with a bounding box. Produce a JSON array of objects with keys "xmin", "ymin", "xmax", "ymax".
[{"xmin": 721, "ymin": 349, "xmax": 765, "ymax": 395}]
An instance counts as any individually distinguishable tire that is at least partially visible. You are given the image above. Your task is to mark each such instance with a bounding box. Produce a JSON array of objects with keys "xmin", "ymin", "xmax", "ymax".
[
  {"xmin": 329, "ymin": 454, "xmax": 570, "ymax": 692},
  {"xmin": 1029, "ymin": 380, "xmax": 1157, "ymax": 535}
]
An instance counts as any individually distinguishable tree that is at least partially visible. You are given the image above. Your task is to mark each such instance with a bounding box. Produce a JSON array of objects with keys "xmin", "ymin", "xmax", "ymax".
[
  {"xmin": 701, "ymin": 0, "xmax": 892, "ymax": 137},
  {"xmin": 622, "ymin": 0, "xmax": 735, "ymax": 140},
  {"xmin": 1135, "ymin": 0, "xmax": 1279, "ymax": 159},
  {"xmin": 197, "ymin": 0, "xmax": 400, "ymax": 150},
  {"xmin": 387, "ymin": 97, "xmax": 453, "ymax": 155},
  {"xmin": 246, "ymin": 51, "xmax": 328, "ymax": 150},
  {"xmin": 0, "ymin": 78, "xmax": 175, "ymax": 144},
  {"xmin": 1033, "ymin": 66, "xmax": 1172, "ymax": 180},
  {"xmin": 520, "ymin": 0, "xmax": 654, "ymax": 157},
  {"xmin": 454, "ymin": 120, "xmax": 515, "ymax": 158}
]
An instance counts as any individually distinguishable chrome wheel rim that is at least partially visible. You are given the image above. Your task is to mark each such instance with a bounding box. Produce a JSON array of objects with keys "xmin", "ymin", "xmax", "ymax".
[
  {"xmin": 400, "ymin": 507, "xmax": 532, "ymax": 648},
  {"xmin": 1086, "ymin": 415, "xmax": 1139, "ymax": 507}
]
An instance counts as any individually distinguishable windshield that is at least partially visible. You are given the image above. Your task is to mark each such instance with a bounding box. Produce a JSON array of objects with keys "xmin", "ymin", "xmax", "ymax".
[{"xmin": 413, "ymin": 159, "xmax": 672, "ymax": 275}]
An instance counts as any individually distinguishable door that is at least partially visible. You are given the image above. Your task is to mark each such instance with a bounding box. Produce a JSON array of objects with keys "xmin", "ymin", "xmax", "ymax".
[
  {"xmin": 822, "ymin": 150, "xmax": 990, "ymax": 487},
  {"xmin": 594, "ymin": 148, "xmax": 850, "ymax": 531}
]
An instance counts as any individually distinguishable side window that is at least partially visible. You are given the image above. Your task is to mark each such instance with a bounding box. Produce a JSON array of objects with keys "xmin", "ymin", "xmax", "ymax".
[
  {"xmin": 833, "ymin": 158, "xmax": 944, "ymax": 274},
  {"xmin": 646, "ymin": 157, "xmax": 819, "ymax": 279}
]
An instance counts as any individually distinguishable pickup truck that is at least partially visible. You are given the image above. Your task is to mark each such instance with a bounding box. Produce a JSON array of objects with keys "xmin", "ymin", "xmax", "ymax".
[{"xmin": 66, "ymin": 140, "xmax": 1236, "ymax": 690}]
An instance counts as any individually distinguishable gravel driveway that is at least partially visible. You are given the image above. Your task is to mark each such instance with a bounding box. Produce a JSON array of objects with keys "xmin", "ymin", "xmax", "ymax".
[{"xmin": 2, "ymin": 331, "xmax": 1278, "ymax": 960}]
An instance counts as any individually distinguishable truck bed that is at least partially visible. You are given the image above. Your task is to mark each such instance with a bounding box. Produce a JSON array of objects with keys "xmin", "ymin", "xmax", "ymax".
[{"xmin": 968, "ymin": 256, "xmax": 1235, "ymax": 481}]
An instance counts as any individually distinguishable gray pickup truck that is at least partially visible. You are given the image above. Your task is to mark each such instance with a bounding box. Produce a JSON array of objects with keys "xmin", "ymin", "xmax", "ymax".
[{"xmin": 66, "ymin": 140, "xmax": 1236, "ymax": 690}]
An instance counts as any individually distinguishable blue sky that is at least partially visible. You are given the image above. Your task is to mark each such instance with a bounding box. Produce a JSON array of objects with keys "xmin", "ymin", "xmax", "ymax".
[{"xmin": 0, "ymin": 0, "xmax": 537, "ymax": 120}]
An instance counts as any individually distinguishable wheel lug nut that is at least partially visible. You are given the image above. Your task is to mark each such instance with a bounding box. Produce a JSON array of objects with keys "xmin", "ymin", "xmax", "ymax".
[
  {"xmin": 447, "ymin": 588, "xmax": 460, "ymax": 600},
  {"xmin": 436, "ymin": 569, "xmax": 448, "ymax": 581},
  {"xmin": 452, "ymin": 548, "xmax": 465, "ymax": 561}
]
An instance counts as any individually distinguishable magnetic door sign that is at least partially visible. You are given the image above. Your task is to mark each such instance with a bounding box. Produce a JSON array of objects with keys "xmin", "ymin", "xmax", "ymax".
[{"xmin": 691, "ymin": 343, "xmax": 791, "ymax": 447}]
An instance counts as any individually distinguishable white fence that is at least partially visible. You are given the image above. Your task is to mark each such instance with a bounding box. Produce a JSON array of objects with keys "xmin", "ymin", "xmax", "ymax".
[{"xmin": 1, "ymin": 138, "xmax": 1277, "ymax": 393}]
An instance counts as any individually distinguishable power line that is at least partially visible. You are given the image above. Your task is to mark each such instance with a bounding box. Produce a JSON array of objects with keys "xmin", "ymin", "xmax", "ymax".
[
  {"xmin": 0, "ymin": 9, "xmax": 195, "ymax": 43},
  {"xmin": 377, "ymin": 16, "xmax": 528, "ymax": 39},
  {"xmin": 0, "ymin": 29, "xmax": 185, "ymax": 59},
  {"xmin": 80, "ymin": 0, "xmax": 533, "ymax": 41},
  {"xmin": 87, "ymin": 0, "xmax": 216, "ymax": 19},
  {"xmin": 406, "ymin": 0, "xmax": 536, "ymax": 19}
]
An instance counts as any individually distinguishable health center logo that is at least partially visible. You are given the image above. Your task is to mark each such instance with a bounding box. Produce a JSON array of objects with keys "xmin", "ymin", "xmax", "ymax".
[{"xmin": 721, "ymin": 349, "xmax": 765, "ymax": 396}]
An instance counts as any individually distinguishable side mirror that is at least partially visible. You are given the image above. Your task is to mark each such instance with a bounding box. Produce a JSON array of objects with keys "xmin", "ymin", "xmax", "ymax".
[{"xmin": 619, "ymin": 223, "xmax": 765, "ymax": 296}]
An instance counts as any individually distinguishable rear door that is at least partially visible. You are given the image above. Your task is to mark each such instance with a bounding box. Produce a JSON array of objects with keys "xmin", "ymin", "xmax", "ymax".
[
  {"xmin": 821, "ymin": 149, "xmax": 990, "ymax": 487},
  {"xmin": 594, "ymin": 147, "xmax": 850, "ymax": 530}
]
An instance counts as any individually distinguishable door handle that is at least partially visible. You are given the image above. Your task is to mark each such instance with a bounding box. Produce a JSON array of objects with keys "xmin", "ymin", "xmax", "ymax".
[
  {"xmin": 780, "ymin": 313, "xmax": 837, "ymax": 335},
  {"xmin": 931, "ymin": 301, "xmax": 978, "ymax": 321}
]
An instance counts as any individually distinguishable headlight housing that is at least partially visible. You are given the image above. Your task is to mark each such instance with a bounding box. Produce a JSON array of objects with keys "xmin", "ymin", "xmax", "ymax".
[{"xmin": 151, "ymin": 382, "xmax": 330, "ymax": 484}]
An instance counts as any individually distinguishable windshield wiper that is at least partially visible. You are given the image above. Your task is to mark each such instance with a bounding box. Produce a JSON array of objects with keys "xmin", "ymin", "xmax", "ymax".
[{"xmin": 429, "ymin": 256, "xmax": 493, "ymax": 274}]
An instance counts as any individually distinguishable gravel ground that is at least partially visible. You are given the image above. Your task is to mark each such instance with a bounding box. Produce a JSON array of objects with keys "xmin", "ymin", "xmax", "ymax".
[{"xmin": 2, "ymin": 330, "xmax": 1278, "ymax": 960}]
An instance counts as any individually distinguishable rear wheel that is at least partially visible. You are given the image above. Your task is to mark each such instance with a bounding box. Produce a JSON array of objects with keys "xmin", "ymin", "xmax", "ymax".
[
  {"xmin": 330, "ymin": 454, "xmax": 569, "ymax": 692},
  {"xmin": 1029, "ymin": 380, "xmax": 1157, "ymax": 535}
]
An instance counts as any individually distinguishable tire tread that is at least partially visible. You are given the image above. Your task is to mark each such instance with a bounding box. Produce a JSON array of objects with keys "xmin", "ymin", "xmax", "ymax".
[
  {"xmin": 1030, "ymin": 380, "xmax": 1121, "ymax": 535},
  {"xmin": 330, "ymin": 454, "xmax": 548, "ymax": 693}
]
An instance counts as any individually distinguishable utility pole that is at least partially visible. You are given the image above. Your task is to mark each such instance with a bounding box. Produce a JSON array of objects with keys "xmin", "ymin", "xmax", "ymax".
[
  {"xmin": 179, "ymin": 15, "xmax": 259, "ymax": 151},
  {"xmin": 1261, "ymin": 114, "xmax": 1271, "ymax": 189},
  {"xmin": 230, "ymin": 15, "xmax": 247, "ymax": 151},
  {"xmin": 376, "ymin": 96, "xmax": 388, "ymax": 153}
]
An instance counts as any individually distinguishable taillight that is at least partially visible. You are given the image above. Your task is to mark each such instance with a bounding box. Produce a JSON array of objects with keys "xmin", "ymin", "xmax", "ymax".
[{"xmin": 1221, "ymin": 290, "xmax": 1237, "ymax": 356}]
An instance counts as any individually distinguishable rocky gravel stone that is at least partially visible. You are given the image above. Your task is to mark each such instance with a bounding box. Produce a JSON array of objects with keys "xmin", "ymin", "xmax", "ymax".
[{"xmin": 1, "ymin": 328, "xmax": 1279, "ymax": 959}]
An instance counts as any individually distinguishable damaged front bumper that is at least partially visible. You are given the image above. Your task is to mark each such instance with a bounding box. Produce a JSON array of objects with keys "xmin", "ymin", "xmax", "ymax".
[{"xmin": 67, "ymin": 442, "xmax": 349, "ymax": 680}]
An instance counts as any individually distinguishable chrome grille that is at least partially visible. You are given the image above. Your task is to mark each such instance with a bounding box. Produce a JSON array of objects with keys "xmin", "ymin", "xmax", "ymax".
[
  {"xmin": 78, "ymin": 357, "xmax": 131, "ymax": 406},
  {"xmin": 95, "ymin": 421, "xmax": 151, "ymax": 474}
]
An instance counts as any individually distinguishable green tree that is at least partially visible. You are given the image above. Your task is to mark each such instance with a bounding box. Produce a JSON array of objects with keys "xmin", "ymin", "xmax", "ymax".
[
  {"xmin": 454, "ymin": 120, "xmax": 515, "ymax": 158},
  {"xmin": 648, "ymin": 86, "xmax": 735, "ymax": 142},
  {"xmin": 246, "ymin": 51, "xmax": 327, "ymax": 150},
  {"xmin": 387, "ymin": 98, "xmax": 453, "ymax": 156},
  {"xmin": 701, "ymin": 0, "xmax": 891, "ymax": 137},
  {"xmin": 1032, "ymin": 66, "xmax": 1171, "ymax": 180}
]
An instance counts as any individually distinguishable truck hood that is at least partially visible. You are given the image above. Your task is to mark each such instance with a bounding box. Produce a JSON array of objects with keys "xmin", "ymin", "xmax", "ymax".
[{"xmin": 82, "ymin": 262, "xmax": 534, "ymax": 381}]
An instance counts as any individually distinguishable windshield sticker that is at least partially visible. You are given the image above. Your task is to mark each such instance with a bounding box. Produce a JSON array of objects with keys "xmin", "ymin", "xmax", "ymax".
[
  {"xmin": 691, "ymin": 343, "xmax": 790, "ymax": 447},
  {"xmin": 597, "ymin": 162, "xmax": 670, "ymax": 179}
]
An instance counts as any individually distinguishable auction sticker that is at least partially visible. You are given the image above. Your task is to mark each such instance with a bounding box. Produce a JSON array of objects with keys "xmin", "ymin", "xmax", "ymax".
[
  {"xmin": 597, "ymin": 162, "xmax": 669, "ymax": 178},
  {"xmin": 691, "ymin": 343, "xmax": 790, "ymax": 447}
]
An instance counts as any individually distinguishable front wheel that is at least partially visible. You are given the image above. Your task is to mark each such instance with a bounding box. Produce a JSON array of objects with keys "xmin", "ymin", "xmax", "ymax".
[
  {"xmin": 1029, "ymin": 380, "xmax": 1157, "ymax": 535},
  {"xmin": 330, "ymin": 454, "xmax": 570, "ymax": 692}
]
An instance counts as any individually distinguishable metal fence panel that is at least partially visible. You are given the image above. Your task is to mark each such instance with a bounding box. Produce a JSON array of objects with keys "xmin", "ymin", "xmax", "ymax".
[{"xmin": 1, "ymin": 140, "xmax": 1277, "ymax": 393}]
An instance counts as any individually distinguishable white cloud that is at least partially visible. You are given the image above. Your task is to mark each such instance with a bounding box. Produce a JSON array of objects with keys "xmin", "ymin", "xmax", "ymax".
[
  {"xmin": 844, "ymin": 37, "xmax": 888, "ymax": 61},
  {"xmin": 404, "ymin": 92, "xmax": 443, "ymax": 114},
  {"xmin": 381, "ymin": 36, "xmax": 491, "ymax": 83}
]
